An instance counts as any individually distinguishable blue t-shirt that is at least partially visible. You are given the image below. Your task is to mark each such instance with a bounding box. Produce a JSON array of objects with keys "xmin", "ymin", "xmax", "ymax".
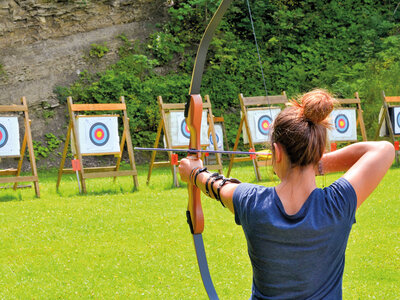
[{"xmin": 233, "ymin": 178, "xmax": 357, "ymax": 299}]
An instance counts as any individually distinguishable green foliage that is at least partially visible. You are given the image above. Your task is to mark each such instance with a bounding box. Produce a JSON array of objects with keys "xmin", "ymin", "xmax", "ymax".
[
  {"xmin": 57, "ymin": 0, "xmax": 400, "ymax": 147},
  {"xmin": 147, "ymin": 31, "xmax": 184, "ymax": 64},
  {"xmin": 33, "ymin": 134, "xmax": 62, "ymax": 160},
  {"xmin": 89, "ymin": 42, "xmax": 109, "ymax": 58}
]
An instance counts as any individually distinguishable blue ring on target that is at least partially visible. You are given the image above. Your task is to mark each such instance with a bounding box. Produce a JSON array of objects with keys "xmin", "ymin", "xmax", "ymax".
[
  {"xmin": 209, "ymin": 133, "xmax": 220, "ymax": 145},
  {"xmin": 181, "ymin": 119, "xmax": 190, "ymax": 139},
  {"xmin": 258, "ymin": 115, "xmax": 273, "ymax": 136},
  {"xmin": 89, "ymin": 122, "xmax": 110, "ymax": 146},
  {"xmin": 335, "ymin": 114, "xmax": 349, "ymax": 134},
  {"xmin": 0, "ymin": 124, "xmax": 9, "ymax": 148},
  {"xmin": 397, "ymin": 111, "xmax": 400, "ymax": 128}
]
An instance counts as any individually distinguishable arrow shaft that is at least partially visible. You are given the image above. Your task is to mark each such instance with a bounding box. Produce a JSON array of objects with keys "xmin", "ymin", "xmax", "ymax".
[{"xmin": 134, "ymin": 147, "xmax": 271, "ymax": 156}]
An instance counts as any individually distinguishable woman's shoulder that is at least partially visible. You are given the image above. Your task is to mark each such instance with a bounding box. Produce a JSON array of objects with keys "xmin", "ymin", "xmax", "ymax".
[{"xmin": 320, "ymin": 177, "xmax": 357, "ymax": 221}]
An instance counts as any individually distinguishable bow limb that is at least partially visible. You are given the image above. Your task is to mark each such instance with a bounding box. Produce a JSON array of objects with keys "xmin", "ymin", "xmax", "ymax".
[
  {"xmin": 184, "ymin": 1, "xmax": 233, "ymax": 299},
  {"xmin": 185, "ymin": 0, "xmax": 233, "ymax": 236}
]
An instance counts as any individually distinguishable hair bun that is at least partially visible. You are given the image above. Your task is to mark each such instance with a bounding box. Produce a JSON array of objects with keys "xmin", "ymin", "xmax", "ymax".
[{"xmin": 299, "ymin": 89, "xmax": 335, "ymax": 124}]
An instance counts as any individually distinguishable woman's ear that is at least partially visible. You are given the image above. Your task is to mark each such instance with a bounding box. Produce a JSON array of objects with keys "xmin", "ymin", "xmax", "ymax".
[{"xmin": 273, "ymin": 143, "xmax": 282, "ymax": 163}]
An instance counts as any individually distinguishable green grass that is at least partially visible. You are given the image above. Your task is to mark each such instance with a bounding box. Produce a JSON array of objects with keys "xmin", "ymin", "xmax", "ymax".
[{"xmin": 0, "ymin": 163, "xmax": 398, "ymax": 299}]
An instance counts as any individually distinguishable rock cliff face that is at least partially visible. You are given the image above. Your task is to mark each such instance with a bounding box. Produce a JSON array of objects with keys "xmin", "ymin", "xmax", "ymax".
[{"xmin": 0, "ymin": 0, "xmax": 167, "ymax": 168}]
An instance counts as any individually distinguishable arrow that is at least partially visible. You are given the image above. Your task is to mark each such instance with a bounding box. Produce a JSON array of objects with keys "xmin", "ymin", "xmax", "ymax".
[{"xmin": 134, "ymin": 147, "xmax": 271, "ymax": 156}]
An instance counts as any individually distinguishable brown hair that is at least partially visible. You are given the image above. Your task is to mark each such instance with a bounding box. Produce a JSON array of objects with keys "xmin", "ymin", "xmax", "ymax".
[{"xmin": 271, "ymin": 89, "xmax": 336, "ymax": 167}]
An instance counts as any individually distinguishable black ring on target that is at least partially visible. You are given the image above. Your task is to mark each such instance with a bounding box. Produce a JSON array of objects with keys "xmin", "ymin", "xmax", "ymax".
[
  {"xmin": 258, "ymin": 115, "xmax": 272, "ymax": 136},
  {"xmin": 181, "ymin": 119, "xmax": 190, "ymax": 139},
  {"xmin": 334, "ymin": 114, "xmax": 349, "ymax": 134},
  {"xmin": 209, "ymin": 133, "xmax": 220, "ymax": 145},
  {"xmin": 397, "ymin": 111, "xmax": 400, "ymax": 128},
  {"xmin": 89, "ymin": 122, "xmax": 110, "ymax": 146},
  {"xmin": 0, "ymin": 124, "xmax": 9, "ymax": 148}
]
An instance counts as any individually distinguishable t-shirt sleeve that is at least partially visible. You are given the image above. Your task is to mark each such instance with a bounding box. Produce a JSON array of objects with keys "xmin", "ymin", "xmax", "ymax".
[
  {"xmin": 326, "ymin": 177, "xmax": 358, "ymax": 224},
  {"xmin": 232, "ymin": 183, "xmax": 260, "ymax": 226}
]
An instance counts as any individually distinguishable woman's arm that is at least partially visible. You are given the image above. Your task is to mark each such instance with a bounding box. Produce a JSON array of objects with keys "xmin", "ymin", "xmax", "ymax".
[
  {"xmin": 320, "ymin": 141, "xmax": 395, "ymax": 208},
  {"xmin": 179, "ymin": 158, "xmax": 239, "ymax": 214}
]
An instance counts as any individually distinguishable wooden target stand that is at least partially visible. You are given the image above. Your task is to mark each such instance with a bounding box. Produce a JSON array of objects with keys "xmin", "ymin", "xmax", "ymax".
[
  {"xmin": 329, "ymin": 92, "xmax": 367, "ymax": 146},
  {"xmin": 147, "ymin": 95, "xmax": 223, "ymax": 187},
  {"xmin": 205, "ymin": 115, "xmax": 230, "ymax": 165},
  {"xmin": 57, "ymin": 96, "xmax": 138, "ymax": 193},
  {"xmin": 0, "ymin": 97, "xmax": 40, "ymax": 197},
  {"xmin": 227, "ymin": 92, "xmax": 288, "ymax": 181},
  {"xmin": 374, "ymin": 91, "xmax": 400, "ymax": 164},
  {"xmin": 320, "ymin": 92, "xmax": 368, "ymax": 186}
]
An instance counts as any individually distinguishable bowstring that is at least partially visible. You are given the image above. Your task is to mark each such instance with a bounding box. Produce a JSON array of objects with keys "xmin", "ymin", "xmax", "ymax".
[
  {"xmin": 246, "ymin": 0, "xmax": 276, "ymax": 181},
  {"xmin": 246, "ymin": 0, "xmax": 270, "ymax": 102}
]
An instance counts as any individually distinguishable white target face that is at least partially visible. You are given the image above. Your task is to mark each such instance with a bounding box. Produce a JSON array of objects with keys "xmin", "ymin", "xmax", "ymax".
[
  {"xmin": 74, "ymin": 116, "xmax": 120, "ymax": 154},
  {"xmin": 165, "ymin": 111, "xmax": 209, "ymax": 147},
  {"xmin": 328, "ymin": 109, "xmax": 357, "ymax": 141},
  {"xmin": 0, "ymin": 117, "xmax": 20, "ymax": 157},
  {"xmin": 206, "ymin": 124, "xmax": 224, "ymax": 151},
  {"xmin": 243, "ymin": 108, "xmax": 281, "ymax": 144},
  {"xmin": 392, "ymin": 106, "xmax": 400, "ymax": 135}
]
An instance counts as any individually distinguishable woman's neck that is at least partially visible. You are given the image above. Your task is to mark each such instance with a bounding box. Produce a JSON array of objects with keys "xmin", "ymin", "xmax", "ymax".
[{"xmin": 275, "ymin": 165, "xmax": 317, "ymax": 215}]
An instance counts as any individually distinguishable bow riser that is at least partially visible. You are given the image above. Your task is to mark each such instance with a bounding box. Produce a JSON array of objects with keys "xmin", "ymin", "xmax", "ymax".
[{"xmin": 186, "ymin": 95, "xmax": 204, "ymax": 234}]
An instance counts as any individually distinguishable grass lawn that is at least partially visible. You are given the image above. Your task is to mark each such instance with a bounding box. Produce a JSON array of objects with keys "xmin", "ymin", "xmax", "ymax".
[{"xmin": 0, "ymin": 162, "xmax": 398, "ymax": 299}]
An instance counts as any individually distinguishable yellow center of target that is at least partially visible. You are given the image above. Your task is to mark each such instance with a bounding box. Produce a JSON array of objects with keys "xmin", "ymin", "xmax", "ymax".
[
  {"xmin": 262, "ymin": 122, "xmax": 269, "ymax": 130},
  {"xmin": 339, "ymin": 120, "xmax": 345, "ymax": 128}
]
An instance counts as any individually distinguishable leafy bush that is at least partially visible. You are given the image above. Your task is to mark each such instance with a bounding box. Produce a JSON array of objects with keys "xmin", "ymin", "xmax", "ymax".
[{"xmin": 56, "ymin": 0, "xmax": 400, "ymax": 150}]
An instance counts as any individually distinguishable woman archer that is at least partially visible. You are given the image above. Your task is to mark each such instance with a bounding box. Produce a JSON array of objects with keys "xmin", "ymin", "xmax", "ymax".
[{"xmin": 179, "ymin": 89, "xmax": 394, "ymax": 299}]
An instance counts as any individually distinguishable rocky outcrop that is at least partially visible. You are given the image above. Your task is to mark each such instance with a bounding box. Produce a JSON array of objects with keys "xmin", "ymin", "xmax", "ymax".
[{"xmin": 0, "ymin": 0, "xmax": 168, "ymax": 168}]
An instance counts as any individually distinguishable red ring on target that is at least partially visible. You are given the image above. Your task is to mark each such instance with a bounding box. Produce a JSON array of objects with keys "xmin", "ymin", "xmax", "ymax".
[{"xmin": 0, "ymin": 124, "xmax": 9, "ymax": 148}]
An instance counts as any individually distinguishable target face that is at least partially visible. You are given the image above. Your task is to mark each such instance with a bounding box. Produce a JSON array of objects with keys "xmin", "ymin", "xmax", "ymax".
[
  {"xmin": 397, "ymin": 113, "xmax": 400, "ymax": 128},
  {"xmin": 73, "ymin": 116, "xmax": 120, "ymax": 155},
  {"xmin": 243, "ymin": 108, "xmax": 281, "ymax": 144},
  {"xmin": 0, "ymin": 124, "xmax": 9, "ymax": 148},
  {"xmin": 89, "ymin": 123, "xmax": 110, "ymax": 146},
  {"xmin": 334, "ymin": 114, "xmax": 349, "ymax": 134},
  {"xmin": 165, "ymin": 111, "xmax": 209, "ymax": 147},
  {"xmin": 392, "ymin": 106, "xmax": 400, "ymax": 134},
  {"xmin": 207, "ymin": 124, "xmax": 224, "ymax": 151},
  {"xmin": 180, "ymin": 120, "xmax": 191, "ymax": 139},
  {"xmin": 0, "ymin": 117, "xmax": 20, "ymax": 157},
  {"xmin": 209, "ymin": 132, "xmax": 219, "ymax": 145},
  {"xmin": 257, "ymin": 115, "xmax": 273, "ymax": 136},
  {"xmin": 328, "ymin": 109, "xmax": 357, "ymax": 142}
]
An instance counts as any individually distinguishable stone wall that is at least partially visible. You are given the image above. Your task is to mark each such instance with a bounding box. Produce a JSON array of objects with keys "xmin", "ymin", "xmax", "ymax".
[{"xmin": 0, "ymin": 0, "xmax": 168, "ymax": 168}]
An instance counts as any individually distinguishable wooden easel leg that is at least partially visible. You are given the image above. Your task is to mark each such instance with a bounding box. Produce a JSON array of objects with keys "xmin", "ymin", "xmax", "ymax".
[
  {"xmin": 227, "ymin": 117, "xmax": 244, "ymax": 177},
  {"xmin": 22, "ymin": 98, "xmax": 40, "ymax": 197},
  {"xmin": 147, "ymin": 118, "xmax": 163, "ymax": 185},
  {"xmin": 57, "ymin": 121, "xmax": 72, "ymax": 190},
  {"xmin": 13, "ymin": 131, "xmax": 28, "ymax": 190},
  {"xmin": 114, "ymin": 130, "xmax": 126, "ymax": 183}
]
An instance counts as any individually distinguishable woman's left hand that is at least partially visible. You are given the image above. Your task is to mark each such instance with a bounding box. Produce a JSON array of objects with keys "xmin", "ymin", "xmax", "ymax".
[{"xmin": 179, "ymin": 157, "xmax": 203, "ymax": 183}]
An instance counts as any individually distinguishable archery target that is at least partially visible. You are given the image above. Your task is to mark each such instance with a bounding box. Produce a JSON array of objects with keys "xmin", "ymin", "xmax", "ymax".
[
  {"xmin": 0, "ymin": 117, "xmax": 20, "ymax": 157},
  {"xmin": 89, "ymin": 123, "xmax": 110, "ymax": 146},
  {"xmin": 328, "ymin": 109, "xmax": 357, "ymax": 141},
  {"xmin": 243, "ymin": 108, "xmax": 281, "ymax": 144},
  {"xmin": 390, "ymin": 106, "xmax": 400, "ymax": 135},
  {"xmin": 206, "ymin": 124, "xmax": 224, "ymax": 151},
  {"xmin": 165, "ymin": 110, "xmax": 209, "ymax": 147},
  {"xmin": 74, "ymin": 116, "xmax": 120, "ymax": 154}
]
